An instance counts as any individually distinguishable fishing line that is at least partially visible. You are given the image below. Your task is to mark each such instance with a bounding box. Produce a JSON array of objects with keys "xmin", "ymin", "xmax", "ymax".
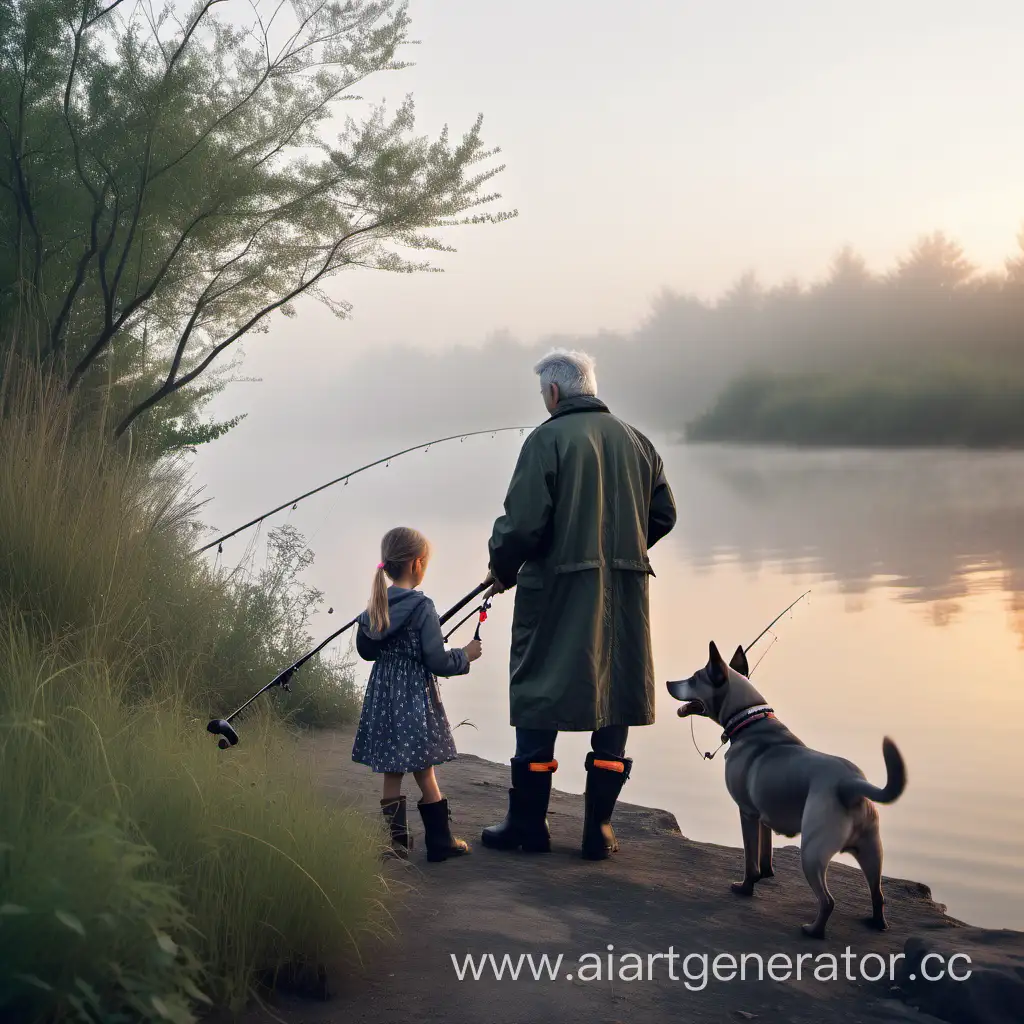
[
  {"xmin": 196, "ymin": 426, "xmax": 534, "ymax": 556},
  {"xmin": 689, "ymin": 590, "xmax": 810, "ymax": 762},
  {"xmin": 748, "ymin": 633, "xmax": 779, "ymax": 675},
  {"xmin": 742, "ymin": 590, "xmax": 811, "ymax": 656},
  {"xmin": 442, "ymin": 594, "xmax": 492, "ymax": 643}
]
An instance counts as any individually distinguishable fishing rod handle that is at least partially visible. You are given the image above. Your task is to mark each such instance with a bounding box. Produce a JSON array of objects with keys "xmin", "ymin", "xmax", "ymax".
[{"xmin": 438, "ymin": 581, "xmax": 490, "ymax": 626}]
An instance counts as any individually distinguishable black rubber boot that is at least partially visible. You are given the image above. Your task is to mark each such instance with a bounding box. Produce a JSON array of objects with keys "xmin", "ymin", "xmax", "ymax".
[
  {"xmin": 417, "ymin": 797, "xmax": 471, "ymax": 863},
  {"xmin": 581, "ymin": 753, "xmax": 632, "ymax": 860},
  {"xmin": 380, "ymin": 796, "xmax": 412, "ymax": 859},
  {"xmin": 480, "ymin": 758, "xmax": 556, "ymax": 852}
]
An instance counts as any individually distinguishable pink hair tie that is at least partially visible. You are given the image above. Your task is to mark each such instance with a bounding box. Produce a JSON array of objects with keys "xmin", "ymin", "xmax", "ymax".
[{"xmin": 377, "ymin": 562, "xmax": 385, "ymax": 570}]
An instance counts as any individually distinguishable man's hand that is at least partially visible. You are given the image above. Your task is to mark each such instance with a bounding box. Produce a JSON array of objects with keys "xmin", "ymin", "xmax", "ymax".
[{"xmin": 483, "ymin": 571, "xmax": 507, "ymax": 597}]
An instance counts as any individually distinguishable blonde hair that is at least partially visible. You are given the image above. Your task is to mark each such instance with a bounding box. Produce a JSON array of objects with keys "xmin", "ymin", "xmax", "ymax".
[{"xmin": 367, "ymin": 526, "xmax": 430, "ymax": 633}]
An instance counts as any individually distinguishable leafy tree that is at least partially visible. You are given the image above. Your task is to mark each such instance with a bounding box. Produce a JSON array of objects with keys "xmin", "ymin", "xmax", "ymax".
[
  {"xmin": 821, "ymin": 245, "xmax": 874, "ymax": 291},
  {"xmin": 0, "ymin": 0, "xmax": 513, "ymax": 445},
  {"xmin": 718, "ymin": 270, "xmax": 763, "ymax": 310},
  {"xmin": 1004, "ymin": 225, "xmax": 1024, "ymax": 285},
  {"xmin": 890, "ymin": 231, "xmax": 976, "ymax": 290}
]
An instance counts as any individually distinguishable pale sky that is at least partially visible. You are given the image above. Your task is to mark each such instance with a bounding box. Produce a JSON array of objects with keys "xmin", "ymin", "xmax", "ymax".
[
  {"xmin": 193, "ymin": 0, "xmax": 1024, "ymax": 501},
  {"xmin": 269, "ymin": 0, "xmax": 1024, "ymax": 368}
]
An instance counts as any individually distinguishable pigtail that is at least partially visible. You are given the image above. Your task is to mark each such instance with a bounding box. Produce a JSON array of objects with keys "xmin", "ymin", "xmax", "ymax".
[
  {"xmin": 368, "ymin": 563, "xmax": 390, "ymax": 634},
  {"xmin": 367, "ymin": 527, "xmax": 430, "ymax": 635}
]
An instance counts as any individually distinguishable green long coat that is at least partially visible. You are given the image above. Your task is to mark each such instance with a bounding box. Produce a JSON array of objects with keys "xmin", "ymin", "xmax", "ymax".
[{"xmin": 487, "ymin": 396, "xmax": 677, "ymax": 731}]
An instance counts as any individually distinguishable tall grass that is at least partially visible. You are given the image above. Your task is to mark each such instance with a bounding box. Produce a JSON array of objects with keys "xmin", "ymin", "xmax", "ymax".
[
  {"xmin": 0, "ymin": 367, "xmax": 358, "ymax": 721},
  {"xmin": 0, "ymin": 368, "xmax": 386, "ymax": 1021}
]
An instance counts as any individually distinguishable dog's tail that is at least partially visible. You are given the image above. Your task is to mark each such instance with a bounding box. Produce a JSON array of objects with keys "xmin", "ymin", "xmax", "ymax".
[{"xmin": 837, "ymin": 737, "xmax": 906, "ymax": 806}]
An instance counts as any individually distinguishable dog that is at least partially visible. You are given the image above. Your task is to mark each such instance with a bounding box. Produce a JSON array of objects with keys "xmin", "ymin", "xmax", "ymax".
[{"xmin": 666, "ymin": 641, "xmax": 906, "ymax": 939}]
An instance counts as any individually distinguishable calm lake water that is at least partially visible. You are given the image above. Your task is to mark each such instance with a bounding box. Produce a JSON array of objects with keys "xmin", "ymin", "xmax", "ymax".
[{"xmin": 194, "ymin": 436, "xmax": 1024, "ymax": 931}]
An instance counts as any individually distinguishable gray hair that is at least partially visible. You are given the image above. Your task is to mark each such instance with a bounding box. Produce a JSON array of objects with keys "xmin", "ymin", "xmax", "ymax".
[{"xmin": 533, "ymin": 349, "xmax": 598, "ymax": 399}]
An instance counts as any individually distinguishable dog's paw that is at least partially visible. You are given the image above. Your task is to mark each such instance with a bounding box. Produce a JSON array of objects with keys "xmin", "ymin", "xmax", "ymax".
[
  {"xmin": 759, "ymin": 865, "xmax": 775, "ymax": 879},
  {"xmin": 731, "ymin": 879, "xmax": 758, "ymax": 896},
  {"xmin": 863, "ymin": 915, "xmax": 889, "ymax": 932},
  {"xmin": 801, "ymin": 924, "xmax": 827, "ymax": 940}
]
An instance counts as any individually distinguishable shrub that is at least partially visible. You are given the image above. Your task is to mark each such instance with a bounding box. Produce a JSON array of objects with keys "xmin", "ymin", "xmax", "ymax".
[
  {"xmin": 0, "ymin": 367, "xmax": 358, "ymax": 719},
  {"xmin": 0, "ymin": 369, "xmax": 384, "ymax": 1020}
]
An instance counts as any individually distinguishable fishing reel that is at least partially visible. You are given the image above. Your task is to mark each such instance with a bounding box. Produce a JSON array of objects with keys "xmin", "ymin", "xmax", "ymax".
[
  {"xmin": 207, "ymin": 718, "xmax": 239, "ymax": 750},
  {"xmin": 206, "ymin": 668, "xmax": 295, "ymax": 749}
]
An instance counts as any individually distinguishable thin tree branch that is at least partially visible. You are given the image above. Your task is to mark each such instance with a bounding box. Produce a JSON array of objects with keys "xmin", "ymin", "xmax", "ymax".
[
  {"xmin": 45, "ymin": 174, "xmax": 113, "ymax": 359},
  {"xmin": 45, "ymin": 8, "xmax": 110, "ymax": 359},
  {"xmin": 113, "ymin": 221, "xmax": 383, "ymax": 436},
  {"xmin": 84, "ymin": 0, "xmax": 132, "ymax": 29},
  {"xmin": 67, "ymin": 203, "xmax": 223, "ymax": 388}
]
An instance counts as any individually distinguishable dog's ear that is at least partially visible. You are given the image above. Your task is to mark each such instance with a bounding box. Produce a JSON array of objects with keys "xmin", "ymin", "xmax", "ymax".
[
  {"xmin": 729, "ymin": 645, "xmax": 749, "ymax": 677},
  {"xmin": 708, "ymin": 640, "xmax": 728, "ymax": 687}
]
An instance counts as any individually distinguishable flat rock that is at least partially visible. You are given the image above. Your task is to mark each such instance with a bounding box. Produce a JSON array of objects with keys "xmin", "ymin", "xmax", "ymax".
[
  {"xmin": 896, "ymin": 931, "xmax": 1024, "ymax": 1024},
  {"xmin": 237, "ymin": 729, "xmax": 1021, "ymax": 1024}
]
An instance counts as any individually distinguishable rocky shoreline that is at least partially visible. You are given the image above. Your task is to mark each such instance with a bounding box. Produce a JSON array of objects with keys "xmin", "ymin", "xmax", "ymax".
[{"xmin": 243, "ymin": 729, "xmax": 1023, "ymax": 1024}]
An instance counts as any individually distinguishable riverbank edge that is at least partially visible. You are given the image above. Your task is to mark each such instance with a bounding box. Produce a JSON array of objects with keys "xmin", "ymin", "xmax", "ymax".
[{"xmin": 266, "ymin": 728, "xmax": 1024, "ymax": 1024}]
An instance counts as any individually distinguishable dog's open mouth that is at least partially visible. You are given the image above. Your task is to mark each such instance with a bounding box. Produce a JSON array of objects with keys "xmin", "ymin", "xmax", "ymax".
[
  {"xmin": 675, "ymin": 700, "xmax": 706, "ymax": 719},
  {"xmin": 666, "ymin": 678, "xmax": 706, "ymax": 717}
]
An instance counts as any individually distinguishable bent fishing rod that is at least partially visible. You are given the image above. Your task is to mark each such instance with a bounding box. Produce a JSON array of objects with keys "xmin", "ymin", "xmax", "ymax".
[
  {"xmin": 743, "ymin": 589, "xmax": 811, "ymax": 662},
  {"xmin": 207, "ymin": 580, "xmax": 492, "ymax": 749},
  {"xmin": 686, "ymin": 589, "xmax": 811, "ymax": 761},
  {"xmin": 196, "ymin": 426, "xmax": 535, "ymax": 555}
]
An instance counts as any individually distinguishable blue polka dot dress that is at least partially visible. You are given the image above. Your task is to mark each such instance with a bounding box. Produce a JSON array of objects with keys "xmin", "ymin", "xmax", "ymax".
[{"xmin": 351, "ymin": 587, "xmax": 470, "ymax": 774}]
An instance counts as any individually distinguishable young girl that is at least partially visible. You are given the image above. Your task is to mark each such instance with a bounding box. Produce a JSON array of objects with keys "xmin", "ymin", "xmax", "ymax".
[{"xmin": 351, "ymin": 526, "xmax": 482, "ymax": 862}]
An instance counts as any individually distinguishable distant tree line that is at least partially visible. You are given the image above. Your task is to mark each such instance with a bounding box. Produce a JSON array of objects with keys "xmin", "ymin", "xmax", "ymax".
[
  {"xmin": 668, "ymin": 230, "xmax": 1024, "ymax": 446},
  {"xmin": 303, "ymin": 228, "xmax": 1024, "ymax": 448}
]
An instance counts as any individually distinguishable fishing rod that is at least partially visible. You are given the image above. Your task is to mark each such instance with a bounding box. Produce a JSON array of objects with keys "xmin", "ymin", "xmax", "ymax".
[
  {"xmin": 742, "ymin": 589, "xmax": 811, "ymax": 663},
  {"xmin": 442, "ymin": 593, "xmax": 492, "ymax": 643},
  {"xmin": 196, "ymin": 426, "xmax": 534, "ymax": 555},
  {"xmin": 685, "ymin": 589, "xmax": 811, "ymax": 761},
  {"xmin": 207, "ymin": 580, "xmax": 491, "ymax": 749}
]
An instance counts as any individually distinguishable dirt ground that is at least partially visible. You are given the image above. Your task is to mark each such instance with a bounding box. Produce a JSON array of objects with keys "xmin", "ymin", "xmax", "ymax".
[{"xmin": 240, "ymin": 729, "xmax": 1023, "ymax": 1024}]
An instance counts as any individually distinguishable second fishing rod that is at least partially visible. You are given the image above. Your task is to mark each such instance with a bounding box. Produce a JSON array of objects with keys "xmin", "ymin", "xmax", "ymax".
[
  {"xmin": 207, "ymin": 579, "xmax": 493, "ymax": 749},
  {"xmin": 196, "ymin": 426, "xmax": 534, "ymax": 556}
]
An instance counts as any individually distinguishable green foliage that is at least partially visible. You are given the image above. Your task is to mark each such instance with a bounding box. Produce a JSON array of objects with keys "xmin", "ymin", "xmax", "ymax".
[
  {"xmin": 0, "ymin": 368, "xmax": 379, "ymax": 1021},
  {"xmin": 0, "ymin": 0, "xmax": 513, "ymax": 440},
  {"xmin": 686, "ymin": 364, "xmax": 1024, "ymax": 448},
  {"xmin": 0, "ymin": 368, "xmax": 359, "ymax": 718},
  {"xmin": 0, "ymin": 625, "xmax": 386, "ymax": 1021},
  {"xmin": 205, "ymin": 523, "xmax": 362, "ymax": 727},
  {"xmin": 72, "ymin": 326, "xmax": 251, "ymax": 456}
]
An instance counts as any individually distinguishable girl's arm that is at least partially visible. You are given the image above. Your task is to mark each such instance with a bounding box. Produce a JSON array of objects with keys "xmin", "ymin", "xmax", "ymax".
[
  {"xmin": 418, "ymin": 600, "xmax": 471, "ymax": 677},
  {"xmin": 356, "ymin": 628, "xmax": 382, "ymax": 662}
]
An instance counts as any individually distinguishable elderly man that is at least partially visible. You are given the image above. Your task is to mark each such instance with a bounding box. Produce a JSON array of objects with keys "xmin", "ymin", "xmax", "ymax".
[{"xmin": 481, "ymin": 349, "xmax": 677, "ymax": 860}]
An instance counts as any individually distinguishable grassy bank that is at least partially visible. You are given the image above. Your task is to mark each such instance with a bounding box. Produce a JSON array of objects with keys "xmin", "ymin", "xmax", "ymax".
[
  {"xmin": 0, "ymin": 373, "xmax": 385, "ymax": 1022},
  {"xmin": 685, "ymin": 365, "xmax": 1024, "ymax": 448}
]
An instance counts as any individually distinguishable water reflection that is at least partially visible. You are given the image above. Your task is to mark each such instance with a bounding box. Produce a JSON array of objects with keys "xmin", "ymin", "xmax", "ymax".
[
  {"xmin": 193, "ymin": 437, "xmax": 1024, "ymax": 928},
  {"xmin": 674, "ymin": 444, "xmax": 1024, "ymax": 630}
]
